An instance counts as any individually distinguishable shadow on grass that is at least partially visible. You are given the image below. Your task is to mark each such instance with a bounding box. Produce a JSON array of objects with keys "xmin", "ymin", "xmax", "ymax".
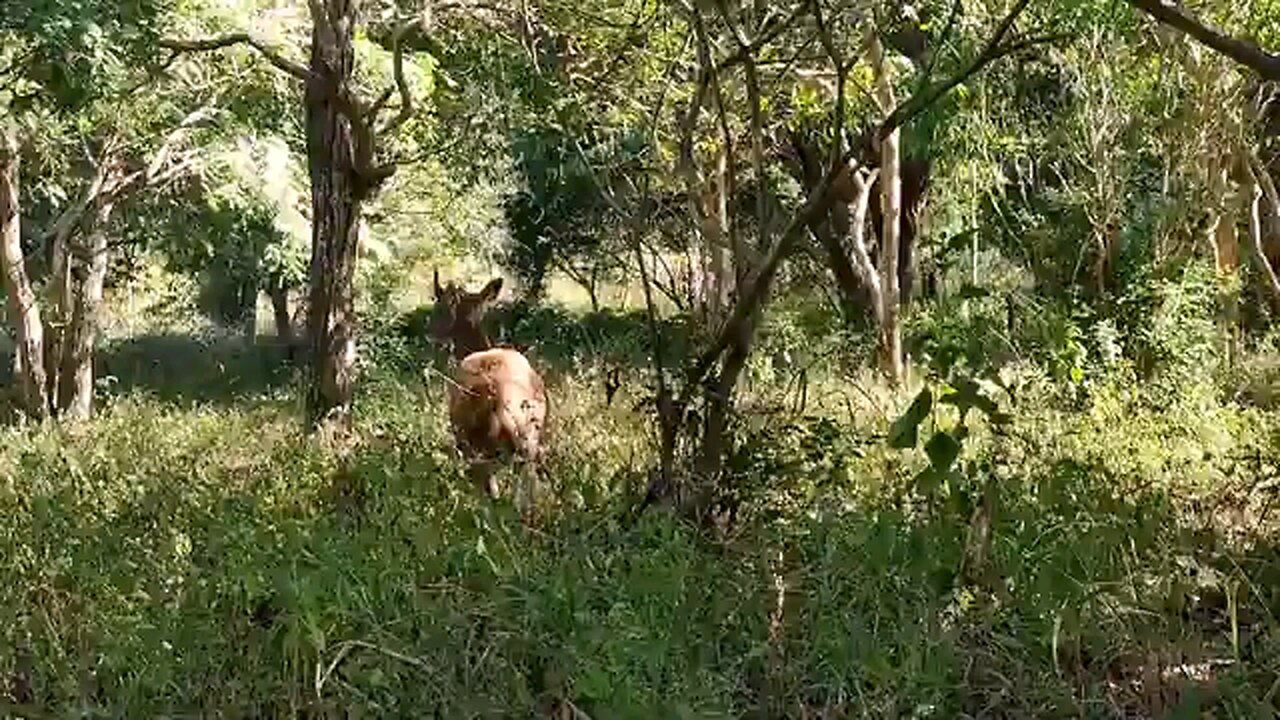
[
  {"xmin": 96, "ymin": 332, "xmax": 296, "ymax": 406},
  {"xmin": 3, "ymin": 428, "xmax": 1279, "ymax": 716},
  {"xmin": 395, "ymin": 301, "xmax": 694, "ymax": 377}
]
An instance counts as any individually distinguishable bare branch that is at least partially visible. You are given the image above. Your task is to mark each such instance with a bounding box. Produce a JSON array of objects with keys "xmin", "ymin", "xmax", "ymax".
[
  {"xmin": 697, "ymin": 10, "xmax": 742, "ymax": 276},
  {"xmin": 714, "ymin": 0, "xmax": 809, "ymax": 73},
  {"xmin": 1247, "ymin": 151, "xmax": 1280, "ymax": 301},
  {"xmin": 142, "ymin": 100, "xmax": 219, "ymax": 181},
  {"xmin": 842, "ymin": 167, "xmax": 882, "ymax": 314},
  {"xmin": 710, "ymin": 0, "xmax": 768, "ymax": 245},
  {"xmin": 1125, "ymin": 0, "xmax": 1280, "ymax": 81},
  {"xmin": 377, "ymin": 22, "xmax": 417, "ymax": 136},
  {"xmin": 868, "ymin": 24, "xmax": 896, "ymax": 115},
  {"xmin": 811, "ymin": 0, "xmax": 844, "ymax": 69},
  {"xmin": 686, "ymin": 150, "xmax": 861, "ymax": 386},
  {"xmin": 159, "ymin": 33, "xmax": 312, "ymax": 81},
  {"xmin": 677, "ymin": 33, "xmax": 711, "ymax": 186}
]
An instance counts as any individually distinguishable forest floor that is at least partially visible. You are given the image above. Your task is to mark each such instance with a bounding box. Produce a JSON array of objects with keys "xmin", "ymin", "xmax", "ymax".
[{"xmin": 2, "ymin": 275, "xmax": 1280, "ymax": 718}]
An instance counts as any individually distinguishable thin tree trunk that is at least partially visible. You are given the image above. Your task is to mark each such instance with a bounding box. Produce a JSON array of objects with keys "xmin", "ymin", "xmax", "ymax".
[
  {"xmin": 59, "ymin": 198, "xmax": 114, "ymax": 420},
  {"xmin": 44, "ymin": 225, "xmax": 72, "ymax": 409},
  {"xmin": 42, "ymin": 165, "xmax": 109, "ymax": 410},
  {"xmin": 692, "ymin": 315, "xmax": 753, "ymax": 517},
  {"xmin": 241, "ymin": 274, "xmax": 259, "ymax": 345},
  {"xmin": 1248, "ymin": 180, "xmax": 1280, "ymax": 303},
  {"xmin": 0, "ymin": 126, "xmax": 49, "ymax": 420},
  {"xmin": 267, "ymin": 274, "xmax": 296, "ymax": 350},
  {"xmin": 706, "ymin": 150, "xmax": 731, "ymax": 325},
  {"xmin": 304, "ymin": 2, "xmax": 363, "ymax": 429},
  {"xmin": 587, "ymin": 270, "xmax": 600, "ymax": 313},
  {"xmin": 1202, "ymin": 148, "xmax": 1241, "ymax": 365},
  {"xmin": 1248, "ymin": 154, "xmax": 1280, "ymax": 310},
  {"xmin": 870, "ymin": 32, "xmax": 905, "ymax": 382}
]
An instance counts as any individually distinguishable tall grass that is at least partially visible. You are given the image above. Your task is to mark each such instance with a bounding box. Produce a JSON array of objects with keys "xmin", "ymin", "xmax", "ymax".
[{"xmin": 1, "ymin": 274, "xmax": 1279, "ymax": 717}]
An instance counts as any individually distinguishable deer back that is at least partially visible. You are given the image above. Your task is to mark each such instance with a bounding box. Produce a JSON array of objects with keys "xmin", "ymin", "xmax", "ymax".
[{"xmin": 447, "ymin": 347, "xmax": 547, "ymax": 462}]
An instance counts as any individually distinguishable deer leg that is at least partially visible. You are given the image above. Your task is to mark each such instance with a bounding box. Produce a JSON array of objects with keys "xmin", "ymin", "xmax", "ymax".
[
  {"xmin": 467, "ymin": 457, "xmax": 500, "ymax": 499},
  {"xmin": 514, "ymin": 458, "xmax": 537, "ymax": 518}
]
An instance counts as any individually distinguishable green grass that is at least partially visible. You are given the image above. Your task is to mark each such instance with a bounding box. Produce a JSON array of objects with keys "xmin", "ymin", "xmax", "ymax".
[{"xmin": 2, "ymin": 283, "xmax": 1280, "ymax": 717}]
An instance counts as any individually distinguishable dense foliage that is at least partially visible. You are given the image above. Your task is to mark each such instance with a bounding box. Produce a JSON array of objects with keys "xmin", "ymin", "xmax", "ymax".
[{"xmin": 5, "ymin": 0, "xmax": 1280, "ymax": 715}]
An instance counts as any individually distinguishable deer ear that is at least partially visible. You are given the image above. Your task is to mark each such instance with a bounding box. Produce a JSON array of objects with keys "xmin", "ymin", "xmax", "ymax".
[
  {"xmin": 433, "ymin": 268, "xmax": 443, "ymax": 298},
  {"xmin": 479, "ymin": 277, "xmax": 503, "ymax": 303}
]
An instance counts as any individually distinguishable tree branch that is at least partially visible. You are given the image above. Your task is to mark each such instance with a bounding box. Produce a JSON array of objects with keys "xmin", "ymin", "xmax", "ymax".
[
  {"xmin": 843, "ymin": 167, "xmax": 882, "ymax": 316},
  {"xmin": 877, "ymin": 0, "xmax": 1058, "ymax": 140},
  {"xmin": 377, "ymin": 22, "xmax": 416, "ymax": 136},
  {"xmin": 1125, "ymin": 0, "xmax": 1280, "ymax": 81},
  {"xmin": 713, "ymin": 0, "xmax": 809, "ymax": 73},
  {"xmin": 366, "ymin": 85, "xmax": 396, "ymax": 126},
  {"xmin": 1247, "ymin": 151, "xmax": 1280, "ymax": 301},
  {"xmin": 142, "ymin": 101, "xmax": 218, "ymax": 180},
  {"xmin": 40, "ymin": 161, "xmax": 113, "ymax": 251},
  {"xmin": 159, "ymin": 34, "xmax": 312, "ymax": 81},
  {"xmin": 919, "ymin": 0, "xmax": 964, "ymax": 84}
]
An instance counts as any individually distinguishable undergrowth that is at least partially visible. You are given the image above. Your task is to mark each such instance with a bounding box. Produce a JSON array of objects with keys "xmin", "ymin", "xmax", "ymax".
[{"xmin": 1, "ymin": 281, "xmax": 1279, "ymax": 717}]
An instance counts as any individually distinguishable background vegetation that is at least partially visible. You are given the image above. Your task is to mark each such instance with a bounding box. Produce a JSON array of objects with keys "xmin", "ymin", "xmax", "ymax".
[{"xmin": 4, "ymin": 0, "xmax": 1280, "ymax": 716}]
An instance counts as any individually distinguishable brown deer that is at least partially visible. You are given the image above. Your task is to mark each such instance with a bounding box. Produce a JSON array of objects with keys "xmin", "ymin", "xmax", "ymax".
[{"xmin": 429, "ymin": 271, "xmax": 548, "ymax": 515}]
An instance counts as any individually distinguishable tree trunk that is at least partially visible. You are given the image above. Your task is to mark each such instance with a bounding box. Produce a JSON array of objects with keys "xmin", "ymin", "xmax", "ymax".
[
  {"xmin": 1248, "ymin": 180, "xmax": 1280, "ymax": 307},
  {"xmin": 692, "ymin": 313, "xmax": 754, "ymax": 520},
  {"xmin": 1209, "ymin": 179, "xmax": 1242, "ymax": 367},
  {"xmin": 304, "ymin": 2, "xmax": 363, "ymax": 429},
  {"xmin": 268, "ymin": 274, "xmax": 296, "ymax": 347},
  {"xmin": 42, "ymin": 165, "xmax": 109, "ymax": 408},
  {"xmin": 871, "ymin": 32, "xmax": 905, "ymax": 383},
  {"xmin": 869, "ymin": 157, "xmax": 930, "ymax": 307},
  {"xmin": 0, "ymin": 126, "xmax": 49, "ymax": 420},
  {"xmin": 878, "ymin": 133, "xmax": 904, "ymax": 382},
  {"xmin": 705, "ymin": 150, "xmax": 732, "ymax": 326},
  {"xmin": 241, "ymin": 274, "xmax": 259, "ymax": 345},
  {"xmin": 586, "ymin": 271, "xmax": 600, "ymax": 313},
  {"xmin": 811, "ymin": 211, "xmax": 873, "ymax": 324},
  {"xmin": 58, "ymin": 198, "xmax": 114, "ymax": 420},
  {"xmin": 44, "ymin": 223, "xmax": 72, "ymax": 409}
]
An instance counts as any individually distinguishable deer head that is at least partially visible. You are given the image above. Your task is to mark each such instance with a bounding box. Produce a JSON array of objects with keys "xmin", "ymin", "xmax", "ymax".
[{"xmin": 430, "ymin": 270, "xmax": 504, "ymax": 359}]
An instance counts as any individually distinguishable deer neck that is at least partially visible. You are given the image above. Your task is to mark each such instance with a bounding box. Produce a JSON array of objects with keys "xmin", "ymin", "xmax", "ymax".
[{"xmin": 451, "ymin": 326, "xmax": 492, "ymax": 360}]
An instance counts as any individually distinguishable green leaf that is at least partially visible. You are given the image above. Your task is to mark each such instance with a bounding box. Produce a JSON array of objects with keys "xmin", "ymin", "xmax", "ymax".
[
  {"xmin": 914, "ymin": 467, "xmax": 945, "ymax": 496},
  {"xmin": 943, "ymin": 228, "xmax": 979, "ymax": 254},
  {"xmin": 889, "ymin": 388, "xmax": 933, "ymax": 449},
  {"xmin": 925, "ymin": 431, "xmax": 962, "ymax": 472}
]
